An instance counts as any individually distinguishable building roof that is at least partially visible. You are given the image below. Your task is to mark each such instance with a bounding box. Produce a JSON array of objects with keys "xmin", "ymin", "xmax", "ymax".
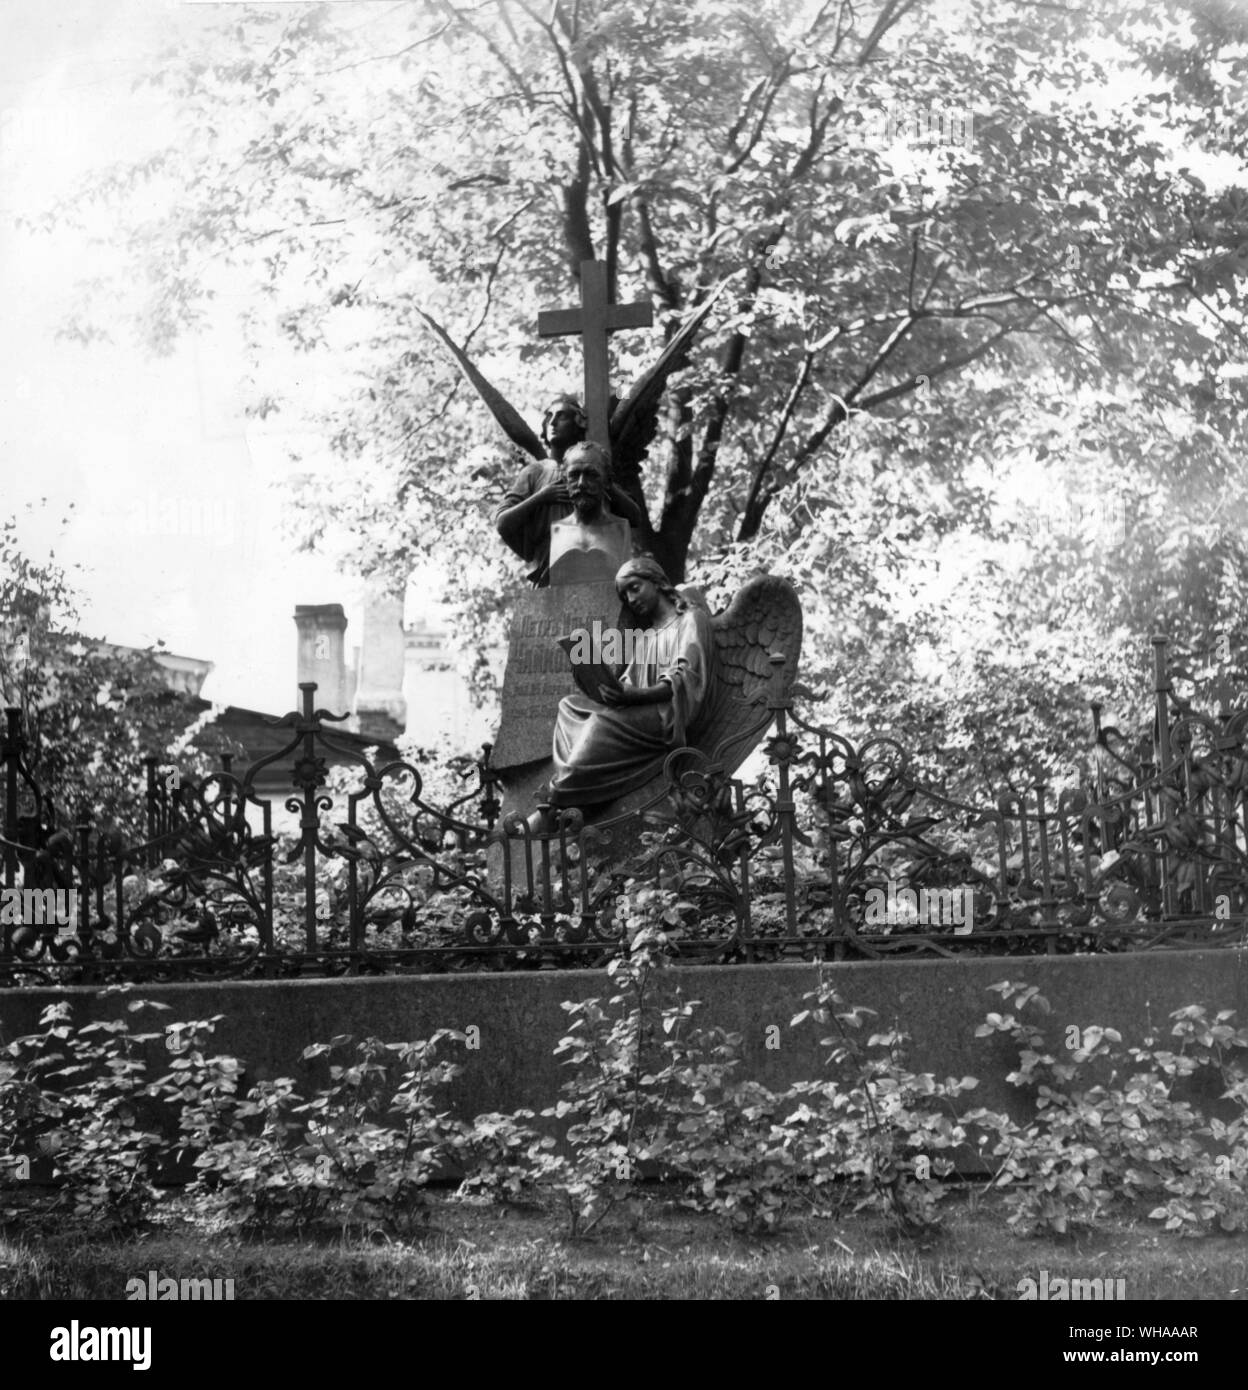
[{"xmin": 189, "ymin": 699, "xmax": 401, "ymax": 796}]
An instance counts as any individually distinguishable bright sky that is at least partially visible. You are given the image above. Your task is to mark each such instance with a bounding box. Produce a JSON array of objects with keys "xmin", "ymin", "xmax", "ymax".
[{"xmin": 0, "ymin": 0, "xmax": 426, "ymax": 716}]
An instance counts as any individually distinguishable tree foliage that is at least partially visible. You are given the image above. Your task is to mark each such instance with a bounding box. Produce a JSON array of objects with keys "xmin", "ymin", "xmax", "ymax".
[
  {"xmin": 0, "ymin": 513, "xmax": 214, "ymax": 833},
  {"xmin": 36, "ymin": 0, "xmax": 1248, "ymax": 796}
]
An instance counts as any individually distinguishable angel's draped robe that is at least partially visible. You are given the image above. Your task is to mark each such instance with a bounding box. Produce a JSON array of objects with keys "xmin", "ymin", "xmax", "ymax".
[
  {"xmin": 493, "ymin": 460, "xmax": 567, "ymax": 586},
  {"xmin": 549, "ymin": 601, "xmax": 715, "ymax": 806}
]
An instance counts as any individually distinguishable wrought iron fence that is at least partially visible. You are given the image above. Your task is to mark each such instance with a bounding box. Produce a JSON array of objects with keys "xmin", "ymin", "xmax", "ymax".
[{"xmin": 2, "ymin": 635, "xmax": 1246, "ymax": 985}]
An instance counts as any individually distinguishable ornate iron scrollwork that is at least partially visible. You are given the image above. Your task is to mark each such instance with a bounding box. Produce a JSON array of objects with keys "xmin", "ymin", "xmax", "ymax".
[{"xmin": 3, "ymin": 633, "xmax": 1247, "ymax": 983}]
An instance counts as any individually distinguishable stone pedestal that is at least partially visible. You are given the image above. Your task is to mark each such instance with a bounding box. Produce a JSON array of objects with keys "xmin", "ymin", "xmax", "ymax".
[
  {"xmin": 490, "ymin": 580, "xmax": 626, "ymax": 889},
  {"xmin": 491, "ymin": 580, "xmax": 625, "ymax": 775}
]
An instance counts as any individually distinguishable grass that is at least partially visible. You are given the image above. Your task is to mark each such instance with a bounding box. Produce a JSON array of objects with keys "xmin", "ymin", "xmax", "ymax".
[{"xmin": 4, "ymin": 1187, "xmax": 1248, "ymax": 1300}]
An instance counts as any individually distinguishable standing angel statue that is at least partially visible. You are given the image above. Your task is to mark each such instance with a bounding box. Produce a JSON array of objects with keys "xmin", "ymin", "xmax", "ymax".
[{"xmin": 416, "ymin": 289, "xmax": 724, "ymax": 586}]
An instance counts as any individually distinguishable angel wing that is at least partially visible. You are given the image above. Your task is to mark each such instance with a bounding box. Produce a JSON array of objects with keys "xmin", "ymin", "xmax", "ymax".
[
  {"xmin": 609, "ymin": 282, "xmax": 729, "ymax": 481},
  {"xmin": 416, "ymin": 309, "xmax": 546, "ymax": 462},
  {"xmin": 687, "ymin": 575, "xmax": 803, "ymax": 773},
  {"xmin": 421, "ymin": 280, "xmax": 728, "ymax": 484}
]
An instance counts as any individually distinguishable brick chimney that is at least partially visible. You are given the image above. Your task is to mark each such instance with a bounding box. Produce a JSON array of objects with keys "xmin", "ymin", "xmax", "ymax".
[
  {"xmin": 294, "ymin": 604, "xmax": 350, "ymax": 716},
  {"xmin": 353, "ymin": 583, "xmax": 407, "ymax": 742}
]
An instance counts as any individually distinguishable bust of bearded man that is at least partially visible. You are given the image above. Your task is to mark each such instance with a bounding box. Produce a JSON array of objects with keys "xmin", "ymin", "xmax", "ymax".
[
  {"xmin": 493, "ymin": 396, "xmax": 641, "ymax": 586},
  {"xmin": 546, "ymin": 442, "xmax": 634, "ymax": 586}
]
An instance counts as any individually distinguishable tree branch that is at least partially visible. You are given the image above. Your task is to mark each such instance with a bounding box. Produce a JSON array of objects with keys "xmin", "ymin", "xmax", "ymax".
[
  {"xmin": 788, "ymin": 80, "xmax": 838, "ymax": 182},
  {"xmin": 658, "ymin": 265, "xmax": 763, "ymax": 563},
  {"xmin": 562, "ymin": 135, "xmax": 595, "ymax": 276},
  {"xmin": 723, "ymin": 58, "xmax": 792, "ymax": 175},
  {"xmin": 439, "ymin": 1, "xmax": 541, "ymax": 106},
  {"xmin": 856, "ymin": 0, "xmax": 924, "ymax": 66},
  {"xmin": 858, "ymin": 315, "xmax": 1038, "ymax": 413},
  {"xmin": 632, "ymin": 192, "xmax": 681, "ymax": 311},
  {"xmin": 313, "ymin": 18, "xmax": 453, "ymax": 76},
  {"xmin": 736, "ymin": 346, "xmax": 819, "ymax": 535},
  {"xmin": 737, "ymin": 306, "xmax": 1045, "ymax": 541}
]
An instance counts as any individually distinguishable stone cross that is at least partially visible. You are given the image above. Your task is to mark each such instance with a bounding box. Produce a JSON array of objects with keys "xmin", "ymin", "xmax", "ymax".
[{"xmin": 537, "ymin": 259, "xmax": 653, "ymax": 445}]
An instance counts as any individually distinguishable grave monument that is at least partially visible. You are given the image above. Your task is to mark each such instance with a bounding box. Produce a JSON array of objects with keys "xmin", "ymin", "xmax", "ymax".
[{"xmin": 421, "ymin": 260, "xmax": 803, "ymax": 853}]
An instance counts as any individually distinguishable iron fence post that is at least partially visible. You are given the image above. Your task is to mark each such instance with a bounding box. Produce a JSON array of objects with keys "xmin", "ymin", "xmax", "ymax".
[
  {"xmin": 75, "ymin": 804, "xmax": 92, "ymax": 937},
  {"xmin": 1034, "ymin": 781, "xmax": 1057, "ymax": 953},
  {"xmin": 297, "ymin": 682, "xmax": 320, "ymax": 952},
  {"xmin": 1153, "ymin": 633, "xmax": 1178, "ymax": 916},
  {"xmin": 260, "ymin": 799, "xmax": 275, "ymax": 967},
  {"xmin": 734, "ymin": 778, "xmax": 754, "ymax": 960},
  {"xmin": 477, "ymin": 743, "xmax": 501, "ymax": 830},
  {"xmin": 537, "ymin": 802, "xmax": 555, "ymax": 938},
  {"xmin": 220, "ymin": 752, "xmax": 233, "ymax": 827},
  {"xmin": 347, "ymin": 793, "xmax": 363, "ymax": 959},
  {"xmin": 3, "ymin": 707, "xmax": 20, "ymax": 890},
  {"xmin": 1153, "ymin": 633, "xmax": 1172, "ymax": 770},
  {"xmin": 766, "ymin": 653, "xmax": 798, "ymax": 942},
  {"xmin": 143, "ymin": 756, "xmax": 160, "ymax": 862}
]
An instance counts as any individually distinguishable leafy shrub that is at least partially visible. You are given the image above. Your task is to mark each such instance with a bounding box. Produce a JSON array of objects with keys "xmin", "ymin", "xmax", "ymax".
[
  {"xmin": 0, "ymin": 997, "xmax": 173, "ymax": 1231},
  {"xmin": 149, "ymin": 1014, "xmax": 242, "ymax": 1169},
  {"xmin": 789, "ymin": 971, "xmax": 978, "ymax": 1234},
  {"xmin": 448, "ymin": 1109, "xmax": 554, "ymax": 1206},
  {"xmin": 536, "ymin": 892, "xmax": 692, "ymax": 1236},
  {"xmin": 537, "ymin": 939, "xmax": 808, "ymax": 1236},
  {"xmin": 6, "ymin": 961, "xmax": 1246, "ymax": 1250},
  {"xmin": 969, "ymin": 981, "xmax": 1248, "ymax": 1237},
  {"xmin": 530, "ymin": 894, "xmax": 978, "ymax": 1237},
  {"xmin": 665, "ymin": 1025, "xmax": 805, "ymax": 1235},
  {"xmin": 187, "ymin": 1030, "xmax": 468, "ymax": 1235}
]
